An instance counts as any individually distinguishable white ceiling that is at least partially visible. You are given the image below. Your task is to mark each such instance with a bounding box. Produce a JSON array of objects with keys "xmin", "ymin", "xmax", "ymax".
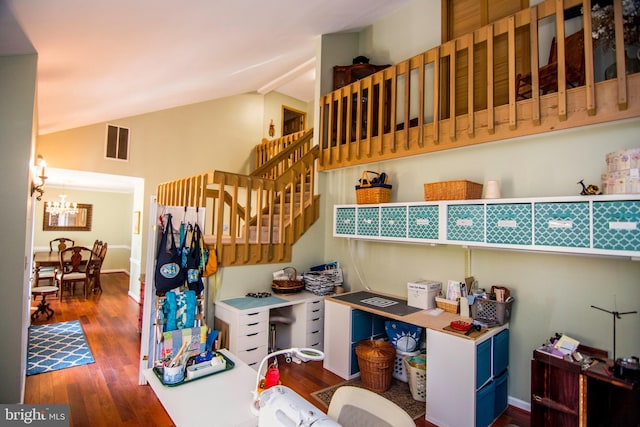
[{"xmin": 2, "ymin": 0, "xmax": 408, "ymax": 136}]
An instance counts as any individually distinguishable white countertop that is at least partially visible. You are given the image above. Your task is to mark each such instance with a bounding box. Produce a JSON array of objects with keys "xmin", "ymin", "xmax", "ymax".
[{"xmin": 143, "ymin": 349, "xmax": 258, "ymax": 427}]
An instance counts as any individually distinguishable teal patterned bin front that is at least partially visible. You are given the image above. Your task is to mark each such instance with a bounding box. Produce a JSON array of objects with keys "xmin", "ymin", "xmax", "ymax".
[
  {"xmin": 447, "ymin": 204, "xmax": 485, "ymax": 242},
  {"xmin": 408, "ymin": 205, "xmax": 440, "ymax": 240},
  {"xmin": 534, "ymin": 202, "xmax": 590, "ymax": 248},
  {"xmin": 380, "ymin": 206, "xmax": 407, "ymax": 238},
  {"xmin": 335, "ymin": 207, "xmax": 356, "ymax": 236},
  {"xmin": 486, "ymin": 203, "xmax": 532, "ymax": 245},
  {"xmin": 357, "ymin": 207, "xmax": 380, "ymax": 237},
  {"xmin": 593, "ymin": 200, "xmax": 640, "ymax": 251}
]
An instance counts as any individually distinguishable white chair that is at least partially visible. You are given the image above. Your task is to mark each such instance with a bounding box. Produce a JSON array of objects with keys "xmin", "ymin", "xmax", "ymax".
[{"xmin": 327, "ymin": 386, "xmax": 415, "ymax": 427}]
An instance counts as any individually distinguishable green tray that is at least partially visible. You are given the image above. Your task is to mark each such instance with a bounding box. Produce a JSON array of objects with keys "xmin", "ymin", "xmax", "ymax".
[{"xmin": 153, "ymin": 352, "xmax": 235, "ymax": 387}]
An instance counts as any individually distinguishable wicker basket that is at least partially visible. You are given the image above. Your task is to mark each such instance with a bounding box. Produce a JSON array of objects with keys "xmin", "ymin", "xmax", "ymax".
[
  {"xmin": 271, "ymin": 267, "xmax": 304, "ymax": 294},
  {"xmin": 355, "ymin": 340, "xmax": 396, "ymax": 392},
  {"xmin": 423, "ymin": 180, "xmax": 483, "ymax": 201},
  {"xmin": 435, "ymin": 297, "xmax": 460, "ymax": 314},
  {"xmin": 356, "ymin": 171, "xmax": 392, "ymax": 204}
]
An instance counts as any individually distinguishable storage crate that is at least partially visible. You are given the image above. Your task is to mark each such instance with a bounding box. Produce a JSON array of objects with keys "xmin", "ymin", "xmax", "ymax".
[
  {"xmin": 424, "ymin": 180, "xmax": 483, "ymax": 201},
  {"xmin": 392, "ymin": 349, "xmax": 420, "ymax": 382},
  {"xmin": 435, "ymin": 296, "xmax": 459, "ymax": 314},
  {"xmin": 471, "ymin": 297, "xmax": 513, "ymax": 325},
  {"xmin": 404, "ymin": 354, "xmax": 427, "ymax": 401}
]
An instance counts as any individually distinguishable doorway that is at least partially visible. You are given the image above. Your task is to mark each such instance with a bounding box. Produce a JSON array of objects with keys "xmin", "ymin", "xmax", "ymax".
[{"xmin": 282, "ymin": 105, "xmax": 306, "ymax": 136}]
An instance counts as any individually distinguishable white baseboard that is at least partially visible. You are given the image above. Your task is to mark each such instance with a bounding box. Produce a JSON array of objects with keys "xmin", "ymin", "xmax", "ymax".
[
  {"xmin": 128, "ymin": 290, "xmax": 141, "ymax": 303},
  {"xmin": 508, "ymin": 395, "xmax": 531, "ymax": 412}
]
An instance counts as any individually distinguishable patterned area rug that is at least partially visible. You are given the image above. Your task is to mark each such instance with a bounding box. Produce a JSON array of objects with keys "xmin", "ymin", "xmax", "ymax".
[
  {"xmin": 311, "ymin": 377, "xmax": 425, "ymax": 420},
  {"xmin": 27, "ymin": 320, "xmax": 95, "ymax": 376}
]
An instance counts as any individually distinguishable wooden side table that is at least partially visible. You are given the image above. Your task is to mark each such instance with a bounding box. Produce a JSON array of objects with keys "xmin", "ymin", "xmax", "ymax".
[{"xmin": 31, "ymin": 286, "xmax": 58, "ymax": 321}]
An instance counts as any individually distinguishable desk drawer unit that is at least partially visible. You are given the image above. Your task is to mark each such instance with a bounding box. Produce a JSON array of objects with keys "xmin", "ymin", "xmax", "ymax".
[
  {"xmin": 486, "ymin": 203, "xmax": 532, "ymax": 245},
  {"xmin": 305, "ymin": 299, "xmax": 324, "ymax": 349},
  {"xmin": 408, "ymin": 205, "xmax": 439, "ymax": 240},
  {"xmin": 592, "ymin": 200, "xmax": 640, "ymax": 251},
  {"xmin": 534, "ymin": 202, "xmax": 590, "ymax": 248},
  {"xmin": 380, "ymin": 206, "xmax": 407, "ymax": 238}
]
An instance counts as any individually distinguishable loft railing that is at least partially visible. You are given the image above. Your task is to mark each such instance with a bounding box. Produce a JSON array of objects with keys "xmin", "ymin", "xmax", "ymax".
[
  {"xmin": 318, "ymin": 0, "xmax": 640, "ymax": 170},
  {"xmin": 156, "ymin": 134, "xmax": 320, "ymax": 266}
]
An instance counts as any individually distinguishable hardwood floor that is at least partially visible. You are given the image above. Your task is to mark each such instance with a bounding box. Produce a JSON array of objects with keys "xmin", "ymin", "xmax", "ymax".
[{"xmin": 25, "ymin": 273, "xmax": 530, "ymax": 426}]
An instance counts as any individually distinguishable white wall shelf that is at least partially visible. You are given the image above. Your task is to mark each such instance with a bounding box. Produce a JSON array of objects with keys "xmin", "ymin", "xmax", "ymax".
[{"xmin": 334, "ymin": 195, "xmax": 640, "ymax": 259}]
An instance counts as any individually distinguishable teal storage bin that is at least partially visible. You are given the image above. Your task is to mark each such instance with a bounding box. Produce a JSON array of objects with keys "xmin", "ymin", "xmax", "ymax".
[
  {"xmin": 486, "ymin": 203, "xmax": 532, "ymax": 245},
  {"xmin": 357, "ymin": 207, "xmax": 379, "ymax": 237},
  {"xmin": 408, "ymin": 205, "xmax": 439, "ymax": 240},
  {"xmin": 447, "ymin": 204, "xmax": 485, "ymax": 242},
  {"xmin": 475, "ymin": 380, "xmax": 496, "ymax": 427},
  {"xmin": 593, "ymin": 200, "xmax": 640, "ymax": 251},
  {"xmin": 534, "ymin": 202, "xmax": 590, "ymax": 248},
  {"xmin": 476, "ymin": 339, "xmax": 491, "ymax": 388},
  {"xmin": 380, "ymin": 206, "xmax": 407, "ymax": 238},
  {"xmin": 335, "ymin": 207, "xmax": 356, "ymax": 236},
  {"xmin": 492, "ymin": 329, "xmax": 510, "ymax": 376},
  {"xmin": 493, "ymin": 370, "xmax": 509, "ymax": 419}
]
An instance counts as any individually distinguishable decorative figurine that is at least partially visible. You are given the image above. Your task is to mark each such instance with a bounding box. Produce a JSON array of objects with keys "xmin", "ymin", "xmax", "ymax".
[{"xmin": 578, "ymin": 179, "xmax": 601, "ymax": 195}]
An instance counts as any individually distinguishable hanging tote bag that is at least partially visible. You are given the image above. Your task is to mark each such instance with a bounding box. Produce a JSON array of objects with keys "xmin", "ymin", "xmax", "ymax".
[
  {"xmin": 154, "ymin": 213, "xmax": 185, "ymax": 292},
  {"xmin": 185, "ymin": 223, "xmax": 204, "ymax": 294}
]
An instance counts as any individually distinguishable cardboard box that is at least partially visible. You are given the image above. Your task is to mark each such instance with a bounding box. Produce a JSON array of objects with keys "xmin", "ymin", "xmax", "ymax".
[{"xmin": 407, "ymin": 280, "xmax": 442, "ymax": 310}]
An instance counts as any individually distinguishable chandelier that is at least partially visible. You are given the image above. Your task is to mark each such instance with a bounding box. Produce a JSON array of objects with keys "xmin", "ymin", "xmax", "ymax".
[{"xmin": 46, "ymin": 195, "xmax": 79, "ymax": 215}]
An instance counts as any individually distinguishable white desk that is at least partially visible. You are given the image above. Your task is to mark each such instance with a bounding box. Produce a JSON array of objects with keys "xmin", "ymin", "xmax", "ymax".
[
  {"xmin": 214, "ymin": 291, "xmax": 325, "ymax": 368},
  {"xmin": 144, "ymin": 349, "xmax": 258, "ymax": 427}
]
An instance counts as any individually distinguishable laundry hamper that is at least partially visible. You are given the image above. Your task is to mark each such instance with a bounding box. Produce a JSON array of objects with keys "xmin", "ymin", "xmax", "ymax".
[
  {"xmin": 404, "ymin": 353, "xmax": 427, "ymax": 401},
  {"xmin": 355, "ymin": 340, "xmax": 396, "ymax": 392}
]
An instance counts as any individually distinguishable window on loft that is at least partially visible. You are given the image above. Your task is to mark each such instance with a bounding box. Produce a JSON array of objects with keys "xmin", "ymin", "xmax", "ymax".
[{"xmin": 105, "ymin": 124, "xmax": 130, "ymax": 161}]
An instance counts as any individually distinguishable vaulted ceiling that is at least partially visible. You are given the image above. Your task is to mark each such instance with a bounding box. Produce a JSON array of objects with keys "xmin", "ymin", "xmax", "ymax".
[{"xmin": 1, "ymin": 0, "xmax": 408, "ymax": 135}]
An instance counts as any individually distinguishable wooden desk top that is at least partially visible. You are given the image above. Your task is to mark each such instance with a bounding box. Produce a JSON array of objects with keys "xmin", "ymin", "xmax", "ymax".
[{"xmin": 325, "ymin": 289, "xmax": 493, "ymax": 340}]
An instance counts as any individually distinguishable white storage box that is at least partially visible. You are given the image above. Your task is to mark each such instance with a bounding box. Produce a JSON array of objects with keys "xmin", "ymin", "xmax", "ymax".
[{"xmin": 407, "ymin": 280, "xmax": 442, "ymax": 310}]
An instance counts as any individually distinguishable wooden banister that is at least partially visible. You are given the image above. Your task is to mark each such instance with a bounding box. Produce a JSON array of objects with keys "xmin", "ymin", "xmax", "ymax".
[{"xmin": 318, "ymin": 0, "xmax": 640, "ymax": 171}]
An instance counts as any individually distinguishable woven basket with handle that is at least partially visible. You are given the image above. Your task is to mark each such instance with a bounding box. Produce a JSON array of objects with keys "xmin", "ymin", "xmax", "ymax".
[
  {"xmin": 355, "ymin": 170, "xmax": 392, "ymax": 204},
  {"xmin": 271, "ymin": 267, "xmax": 304, "ymax": 294},
  {"xmin": 423, "ymin": 180, "xmax": 483, "ymax": 201}
]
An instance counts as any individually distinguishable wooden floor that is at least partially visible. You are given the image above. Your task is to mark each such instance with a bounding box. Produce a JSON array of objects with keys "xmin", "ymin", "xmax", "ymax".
[{"xmin": 25, "ymin": 272, "xmax": 530, "ymax": 426}]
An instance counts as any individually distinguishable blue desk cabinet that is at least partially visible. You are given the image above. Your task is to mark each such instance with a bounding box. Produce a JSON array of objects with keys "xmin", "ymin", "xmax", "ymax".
[
  {"xmin": 534, "ymin": 202, "xmax": 590, "ymax": 248},
  {"xmin": 407, "ymin": 204, "xmax": 439, "ymax": 240},
  {"xmin": 486, "ymin": 203, "xmax": 532, "ymax": 245},
  {"xmin": 356, "ymin": 207, "xmax": 380, "ymax": 237},
  {"xmin": 592, "ymin": 200, "xmax": 640, "ymax": 251},
  {"xmin": 447, "ymin": 204, "xmax": 485, "ymax": 242},
  {"xmin": 427, "ymin": 325, "xmax": 509, "ymax": 427},
  {"xmin": 334, "ymin": 207, "xmax": 356, "ymax": 236},
  {"xmin": 380, "ymin": 206, "xmax": 407, "ymax": 238}
]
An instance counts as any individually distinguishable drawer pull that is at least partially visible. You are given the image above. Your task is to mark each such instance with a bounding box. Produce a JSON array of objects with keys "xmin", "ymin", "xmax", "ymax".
[
  {"xmin": 247, "ymin": 322, "xmax": 259, "ymax": 326},
  {"xmin": 311, "ymin": 331, "xmax": 319, "ymax": 334},
  {"xmin": 311, "ymin": 317, "xmax": 320, "ymax": 322},
  {"xmin": 312, "ymin": 309, "xmax": 320, "ymax": 313},
  {"xmin": 246, "ymin": 332, "xmax": 258, "ymax": 337},
  {"xmin": 246, "ymin": 347, "xmax": 258, "ymax": 352},
  {"xmin": 247, "ymin": 312, "xmax": 261, "ymax": 317}
]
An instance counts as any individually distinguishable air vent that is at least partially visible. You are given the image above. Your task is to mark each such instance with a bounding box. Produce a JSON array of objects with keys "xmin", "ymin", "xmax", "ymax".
[{"xmin": 105, "ymin": 124, "xmax": 129, "ymax": 161}]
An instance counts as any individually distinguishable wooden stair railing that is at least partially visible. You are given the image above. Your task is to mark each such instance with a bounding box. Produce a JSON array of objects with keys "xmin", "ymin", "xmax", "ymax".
[
  {"xmin": 318, "ymin": 0, "xmax": 640, "ymax": 171},
  {"xmin": 156, "ymin": 131, "xmax": 320, "ymax": 267}
]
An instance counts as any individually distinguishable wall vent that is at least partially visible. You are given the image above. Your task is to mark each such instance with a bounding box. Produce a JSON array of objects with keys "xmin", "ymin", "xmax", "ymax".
[{"xmin": 105, "ymin": 124, "xmax": 130, "ymax": 161}]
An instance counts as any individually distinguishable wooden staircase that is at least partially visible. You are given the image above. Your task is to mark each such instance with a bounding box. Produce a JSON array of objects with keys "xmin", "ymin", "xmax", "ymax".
[{"xmin": 156, "ymin": 129, "xmax": 319, "ymax": 267}]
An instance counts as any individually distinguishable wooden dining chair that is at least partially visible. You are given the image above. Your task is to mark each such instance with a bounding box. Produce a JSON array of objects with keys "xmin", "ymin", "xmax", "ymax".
[
  {"xmin": 57, "ymin": 246, "xmax": 93, "ymax": 300},
  {"xmin": 49, "ymin": 237, "xmax": 75, "ymax": 253},
  {"xmin": 87, "ymin": 242, "xmax": 108, "ymax": 294}
]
